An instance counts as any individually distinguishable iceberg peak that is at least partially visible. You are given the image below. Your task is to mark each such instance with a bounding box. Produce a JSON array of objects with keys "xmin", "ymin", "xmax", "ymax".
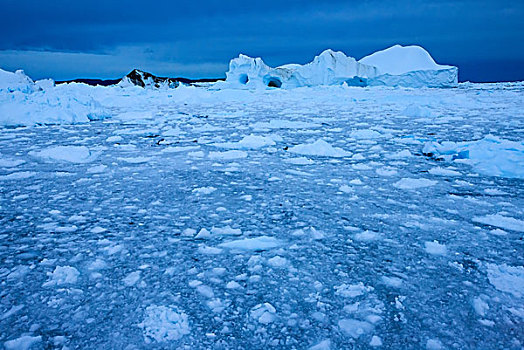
[
  {"xmin": 0, "ymin": 68, "xmax": 37, "ymax": 93},
  {"xmin": 359, "ymin": 44, "xmax": 452, "ymax": 75}
]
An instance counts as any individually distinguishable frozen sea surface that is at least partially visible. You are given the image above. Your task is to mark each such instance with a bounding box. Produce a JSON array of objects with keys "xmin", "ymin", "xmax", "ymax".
[{"xmin": 0, "ymin": 83, "xmax": 523, "ymax": 349}]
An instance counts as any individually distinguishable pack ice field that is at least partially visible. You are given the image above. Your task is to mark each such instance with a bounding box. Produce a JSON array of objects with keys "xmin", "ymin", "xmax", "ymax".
[{"xmin": 1, "ymin": 47, "xmax": 523, "ymax": 350}]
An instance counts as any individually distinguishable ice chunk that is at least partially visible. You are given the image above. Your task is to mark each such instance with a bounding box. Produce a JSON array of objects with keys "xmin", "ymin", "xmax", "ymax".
[
  {"xmin": 219, "ymin": 236, "xmax": 282, "ymax": 251},
  {"xmin": 370, "ymin": 335, "xmax": 383, "ymax": 347},
  {"xmin": 288, "ymin": 139, "xmax": 351, "ymax": 158},
  {"xmin": 87, "ymin": 164, "xmax": 107, "ymax": 174},
  {"xmin": 88, "ymin": 259, "xmax": 107, "ymax": 271},
  {"xmin": 354, "ymin": 230, "xmax": 381, "ymax": 241},
  {"xmin": 350, "ymin": 129, "xmax": 381, "ymax": 140},
  {"xmin": 283, "ymin": 157, "xmax": 315, "ymax": 165},
  {"xmin": 192, "ymin": 186, "xmax": 217, "ymax": 195},
  {"xmin": 4, "ymin": 335, "xmax": 42, "ymax": 350},
  {"xmin": 182, "ymin": 228, "xmax": 197, "ymax": 236},
  {"xmin": 1, "ymin": 305, "xmax": 24, "ymax": 320},
  {"xmin": 0, "ymin": 172, "xmax": 36, "ymax": 181},
  {"xmin": 106, "ymin": 135, "xmax": 123, "ymax": 143},
  {"xmin": 226, "ymin": 281, "xmax": 242, "ymax": 289},
  {"xmin": 424, "ymin": 241, "xmax": 447, "ymax": 256},
  {"xmin": 0, "ymin": 157, "xmax": 26, "ymax": 168},
  {"xmin": 114, "ymin": 111, "xmax": 154, "ymax": 122},
  {"xmin": 43, "ymin": 266, "xmax": 80, "ymax": 287},
  {"xmin": 211, "ymin": 226, "xmax": 242, "ymax": 236},
  {"xmin": 250, "ymin": 303, "xmax": 277, "ymax": 324},
  {"xmin": 393, "ymin": 178, "xmax": 437, "ymax": 190},
  {"xmin": 252, "ymin": 119, "xmax": 321, "ymax": 130},
  {"xmin": 309, "ymin": 340, "xmax": 331, "ymax": 350},
  {"xmin": 338, "ymin": 319, "xmax": 374, "ymax": 339},
  {"xmin": 382, "ymin": 276, "xmax": 403, "ymax": 288},
  {"xmin": 426, "ymin": 339, "xmax": 444, "ymax": 350},
  {"xmin": 402, "ymin": 104, "xmax": 436, "ymax": 118},
  {"xmin": 423, "ymin": 136, "xmax": 524, "ymax": 179},
  {"xmin": 196, "ymin": 285, "xmax": 214, "ymax": 298},
  {"xmin": 428, "ymin": 167, "xmax": 461, "ymax": 176},
  {"xmin": 30, "ymin": 146, "xmax": 100, "ymax": 163},
  {"xmin": 376, "ymin": 167, "xmax": 398, "ymax": 176},
  {"xmin": 123, "ymin": 271, "xmax": 141, "ymax": 286},
  {"xmin": 118, "ymin": 156, "xmax": 151, "ymax": 164},
  {"xmin": 339, "ymin": 185, "xmax": 353, "ymax": 193},
  {"xmin": 472, "ymin": 214, "xmax": 524, "ymax": 232},
  {"xmin": 486, "ymin": 264, "xmax": 524, "ymax": 298},
  {"xmin": 267, "ymin": 256, "xmax": 288, "ymax": 268},
  {"xmin": 213, "ymin": 134, "xmax": 276, "ymax": 149},
  {"xmin": 195, "ymin": 228, "xmax": 211, "ymax": 239},
  {"xmin": 162, "ymin": 127, "xmax": 182, "ymax": 136},
  {"xmin": 472, "ymin": 297, "xmax": 489, "ymax": 317},
  {"xmin": 198, "ymin": 245, "xmax": 223, "ymax": 255},
  {"xmin": 138, "ymin": 305, "xmax": 190, "ymax": 342},
  {"xmin": 335, "ymin": 283, "xmax": 373, "ymax": 298},
  {"xmin": 161, "ymin": 146, "xmax": 200, "ymax": 153},
  {"xmin": 208, "ymin": 150, "xmax": 247, "ymax": 160}
]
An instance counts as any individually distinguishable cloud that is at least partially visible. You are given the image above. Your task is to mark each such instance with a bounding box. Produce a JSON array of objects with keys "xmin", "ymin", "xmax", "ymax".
[{"xmin": 0, "ymin": 48, "xmax": 227, "ymax": 80}]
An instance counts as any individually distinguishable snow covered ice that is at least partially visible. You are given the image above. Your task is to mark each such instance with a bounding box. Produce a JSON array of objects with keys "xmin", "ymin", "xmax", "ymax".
[
  {"xmin": 0, "ymin": 66, "xmax": 523, "ymax": 349},
  {"xmin": 0, "ymin": 69, "xmax": 107, "ymax": 127}
]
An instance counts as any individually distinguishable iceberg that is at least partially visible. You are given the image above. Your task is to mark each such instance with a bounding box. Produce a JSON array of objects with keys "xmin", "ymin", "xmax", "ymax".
[
  {"xmin": 217, "ymin": 45, "xmax": 457, "ymax": 89},
  {"xmin": 216, "ymin": 49, "xmax": 377, "ymax": 89},
  {"xmin": 359, "ymin": 45, "xmax": 458, "ymax": 88},
  {"xmin": 0, "ymin": 68, "xmax": 108, "ymax": 126}
]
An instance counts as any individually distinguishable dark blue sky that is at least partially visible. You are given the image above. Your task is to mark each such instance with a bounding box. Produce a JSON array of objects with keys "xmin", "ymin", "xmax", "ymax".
[{"xmin": 1, "ymin": 0, "xmax": 523, "ymax": 82}]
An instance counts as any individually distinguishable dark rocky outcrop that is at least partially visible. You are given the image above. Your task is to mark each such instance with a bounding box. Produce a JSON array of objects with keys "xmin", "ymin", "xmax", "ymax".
[{"xmin": 124, "ymin": 69, "xmax": 180, "ymax": 88}]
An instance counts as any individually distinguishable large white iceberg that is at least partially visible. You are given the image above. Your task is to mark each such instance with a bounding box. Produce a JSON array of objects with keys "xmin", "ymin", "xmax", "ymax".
[
  {"xmin": 217, "ymin": 45, "xmax": 457, "ymax": 89},
  {"xmin": 359, "ymin": 45, "xmax": 458, "ymax": 88}
]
